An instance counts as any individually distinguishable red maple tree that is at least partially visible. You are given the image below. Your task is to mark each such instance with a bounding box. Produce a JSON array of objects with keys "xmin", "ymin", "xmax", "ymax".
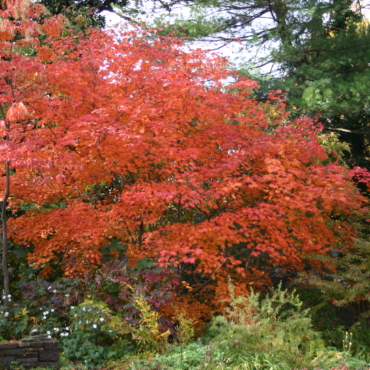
[{"xmin": 0, "ymin": 0, "xmax": 365, "ymax": 316}]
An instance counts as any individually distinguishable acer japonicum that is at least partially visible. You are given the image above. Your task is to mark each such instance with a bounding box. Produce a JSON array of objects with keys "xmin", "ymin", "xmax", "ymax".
[{"xmin": 0, "ymin": 0, "xmax": 366, "ymax": 317}]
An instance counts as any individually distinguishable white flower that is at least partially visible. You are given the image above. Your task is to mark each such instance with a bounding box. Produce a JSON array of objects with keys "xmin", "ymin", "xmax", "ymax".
[
  {"xmin": 74, "ymin": 314, "xmax": 77, "ymax": 317},
  {"xmin": 51, "ymin": 309, "xmax": 54, "ymax": 312},
  {"xmin": 53, "ymin": 289, "xmax": 57, "ymax": 293},
  {"xmin": 99, "ymin": 318, "xmax": 104, "ymax": 322},
  {"xmin": 54, "ymin": 328, "xmax": 59, "ymax": 332},
  {"xmin": 92, "ymin": 324, "xmax": 97, "ymax": 329},
  {"xmin": 86, "ymin": 320, "xmax": 89, "ymax": 324},
  {"xmin": 48, "ymin": 286, "xmax": 52, "ymax": 290},
  {"xmin": 65, "ymin": 333, "xmax": 69, "ymax": 337},
  {"xmin": 43, "ymin": 311, "xmax": 49, "ymax": 315},
  {"xmin": 71, "ymin": 306, "xmax": 75, "ymax": 310},
  {"xmin": 65, "ymin": 294, "xmax": 70, "ymax": 297},
  {"xmin": 4, "ymin": 312, "xmax": 9, "ymax": 317},
  {"xmin": 65, "ymin": 327, "xmax": 70, "ymax": 331},
  {"xmin": 60, "ymin": 333, "xmax": 65, "ymax": 337},
  {"xmin": 82, "ymin": 307, "xmax": 86, "ymax": 311},
  {"xmin": 47, "ymin": 335, "xmax": 51, "ymax": 339},
  {"xmin": 7, "ymin": 294, "xmax": 11, "ymax": 298},
  {"xmin": 47, "ymin": 331, "xmax": 51, "ymax": 335},
  {"xmin": 42, "ymin": 316, "xmax": 46, "ymax": 320}
]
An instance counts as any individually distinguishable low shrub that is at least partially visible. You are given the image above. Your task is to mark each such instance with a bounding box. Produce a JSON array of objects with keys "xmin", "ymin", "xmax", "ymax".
[
  {"xmin": 60, "ymin": 299, "xmax": 134, "ymax": 369},
  {"xmin": 207, "ymin": 282, "xmax": 324, "ymax": 361}
]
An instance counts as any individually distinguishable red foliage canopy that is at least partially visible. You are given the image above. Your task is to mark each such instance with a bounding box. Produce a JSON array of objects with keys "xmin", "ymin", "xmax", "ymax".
[{"xmin": 0, "ymin": 0, "xmax": 366, "ymax": 314}]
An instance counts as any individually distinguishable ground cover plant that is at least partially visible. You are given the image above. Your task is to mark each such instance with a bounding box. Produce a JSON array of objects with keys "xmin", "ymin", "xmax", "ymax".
[{"xmin": 1, "ymin": 0, "xmax": 370, "ymax": 369}]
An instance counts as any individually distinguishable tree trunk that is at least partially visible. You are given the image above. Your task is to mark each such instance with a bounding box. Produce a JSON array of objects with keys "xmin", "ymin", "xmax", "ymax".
[{"xmin": 1, "ymin": 159, "xmax": 10, "ymax": 306}]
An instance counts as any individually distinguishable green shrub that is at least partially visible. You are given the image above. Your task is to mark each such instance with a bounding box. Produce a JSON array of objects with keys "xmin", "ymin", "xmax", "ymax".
[
  {"xmin": 109, "ymin": 342, "xmax": 228, "ymax": 370},
  {"xmin": 0, "ymin": 278, "xmax": 82, "ymax": 341},
  {"xmin": 349, "ymin": 318, "xmax": 370, "ymax": 361},
  {"xmin": 0, "ymin": 294, "xmax": 30, "ymax": 339},
  {"xmin": 60, "ymin": 299, "xmax": 133, "ymax": 369},
  {"xmin": 130, "ymin": 294, "xmax": 170, "ymax": 353},
  {"xmin": 208, "ymin": 281, "xmax": 324, "ymax": 363}
]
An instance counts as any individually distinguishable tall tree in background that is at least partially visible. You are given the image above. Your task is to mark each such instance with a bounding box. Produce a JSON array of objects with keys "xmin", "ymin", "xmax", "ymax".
[{"xmin": 277, "ymin": 0, "xmax": 370, "ymax": 168}]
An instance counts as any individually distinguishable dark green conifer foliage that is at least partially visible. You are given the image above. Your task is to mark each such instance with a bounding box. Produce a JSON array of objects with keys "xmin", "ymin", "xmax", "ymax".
[
  {"xmin": 39, "ymin": 0, "xmax": 129, "ymax": 27},
  {"xmin": 277, "ymin": 0, "xmax": 370, "ymax": 168}
]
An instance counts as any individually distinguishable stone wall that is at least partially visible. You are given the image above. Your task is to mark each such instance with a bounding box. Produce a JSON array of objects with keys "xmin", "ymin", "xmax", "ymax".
[{"xmin": 0, "ymin": 341, "xmax": 59, "ymax": 369}]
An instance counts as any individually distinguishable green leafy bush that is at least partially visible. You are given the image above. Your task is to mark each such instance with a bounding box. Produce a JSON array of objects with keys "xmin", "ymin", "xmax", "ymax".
[
  {"xmin": 60, "ymin": 299, "xmax": 133, "ymax": 369},
  {"xmin": 208, "ymin": 282, "xmax": 324, "ymax": 362},
  {"xmin": 0, "ymin": 279, "xmax": 82, "ymax": 340},
  {"xmin": 0, "ymin": 295, "xmax": 29, "ymax": 340}
]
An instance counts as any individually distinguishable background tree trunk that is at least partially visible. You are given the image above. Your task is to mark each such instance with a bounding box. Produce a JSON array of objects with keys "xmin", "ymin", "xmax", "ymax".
[{"xmin": 1, "ymin": 157, "xmax": 10, "ymax": 305}]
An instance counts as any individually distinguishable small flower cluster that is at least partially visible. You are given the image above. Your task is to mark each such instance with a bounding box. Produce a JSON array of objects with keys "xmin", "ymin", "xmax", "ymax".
[
  {"xmin": 1, "ymin": 293, "xmax": 12, "ymax": 319},
  {"xmin": 69, "ymin": 305, "xmax": 109, "ymax": 331},
  {"xmin": 64, "ymin": 301, "xmax": 123, "ymax": 351},
  {"xmin": 46, "ymin": 327, "xmax": 70, "ymax": 339},
  {"xmin": 1, "ymin": 293, "xmax": 12, "ymax": 302},
  {"xmin": 343, "ymin": 331, "xmax": 353, "ymax": 353},
  {"xmin": 75, "ymin": 317, "xmax": 105, "ymax": 330},
  {"xmin": 40, "ymin": 307, "xmax": 55, "ymax": 320}
]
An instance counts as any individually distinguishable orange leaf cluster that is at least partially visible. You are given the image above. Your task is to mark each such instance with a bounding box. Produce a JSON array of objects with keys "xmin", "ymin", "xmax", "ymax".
[{"xmin": 0, "ymin": 0, "xmax": 366, "ymax": 314}]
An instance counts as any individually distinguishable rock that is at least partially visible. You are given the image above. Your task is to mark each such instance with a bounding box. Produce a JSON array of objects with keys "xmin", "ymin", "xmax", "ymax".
[
  {"xmin": 39, "ymin": 350, "xmax": 59, "ymax": 362},
  {"xmin": 20, "ymin": 334, "xmax": 50, "ymax": 342}
]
